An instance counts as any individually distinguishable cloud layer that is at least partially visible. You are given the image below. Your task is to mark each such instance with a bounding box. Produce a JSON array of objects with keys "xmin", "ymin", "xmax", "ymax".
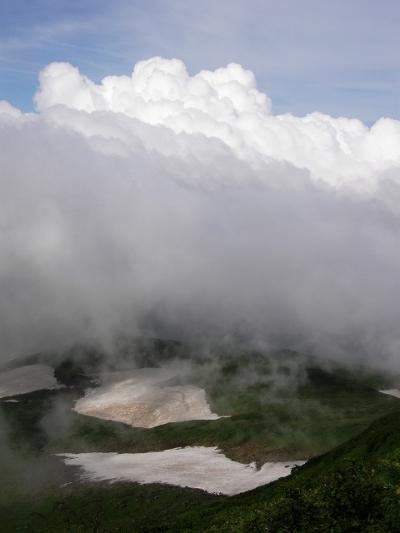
[{"xmin": 1, "ymin": 57, "xmax": 400, "ymax": 366}]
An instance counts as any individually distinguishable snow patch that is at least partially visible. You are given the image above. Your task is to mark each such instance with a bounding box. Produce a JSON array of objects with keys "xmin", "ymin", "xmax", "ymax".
[
  {"xmin": 0, "ymin": 364, "xmax": 61, "ymax": 398},
  {"xmin": 379, "ymin": 388, "xmax": 400, "ymax": 399},
  {"xmin": 59, "ymin": 447, "xmax": 305, "ymax": 495},
  {"xmin": 73, "ymin": 368, "xmax": 220, "ymax": 428}
]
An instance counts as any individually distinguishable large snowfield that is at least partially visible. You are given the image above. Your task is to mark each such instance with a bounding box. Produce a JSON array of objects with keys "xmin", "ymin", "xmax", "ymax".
[{"xmin": 59, "ymin": 447, "xmax": 305, "ymax": 495}]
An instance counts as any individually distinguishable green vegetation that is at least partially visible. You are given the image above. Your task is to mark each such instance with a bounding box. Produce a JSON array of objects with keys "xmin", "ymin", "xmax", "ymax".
[{"xmin": 200, "ymin": 407, "xmax": 400, "ymax": 532}]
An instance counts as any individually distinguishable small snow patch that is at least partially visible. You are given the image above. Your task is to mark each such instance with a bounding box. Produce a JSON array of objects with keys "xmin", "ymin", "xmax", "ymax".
[
  {"xmin": 0, "ymin": 364, "xmax": 61, "ymax": 398},
  {"xmin": 379, "ymin": 389, "xmax": 400, "ymax": 399},
  {"xmin": 58, "ymin": 447, "xmax": 305, "ymax": 495}
]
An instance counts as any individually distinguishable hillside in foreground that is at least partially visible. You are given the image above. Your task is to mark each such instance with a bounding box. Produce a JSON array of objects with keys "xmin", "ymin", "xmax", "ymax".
[{"xmin": 2, "ymin": 407, "xmax": 400, "ymax": 532}]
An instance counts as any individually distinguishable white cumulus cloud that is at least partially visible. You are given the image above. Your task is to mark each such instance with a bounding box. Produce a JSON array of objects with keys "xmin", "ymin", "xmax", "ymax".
[
  {"xmin": 34, "ymin": 57, "xmax": 400, "ymax": 190},
  {"xmin": 1, "ymin": 57, "xmax": 400, "ymax": 366}
]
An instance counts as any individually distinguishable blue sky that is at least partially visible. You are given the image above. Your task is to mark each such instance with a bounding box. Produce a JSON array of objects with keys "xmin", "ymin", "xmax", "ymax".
[{"xmin": 1, "ymin": 0, "xmax": 399, "ymax": 123}]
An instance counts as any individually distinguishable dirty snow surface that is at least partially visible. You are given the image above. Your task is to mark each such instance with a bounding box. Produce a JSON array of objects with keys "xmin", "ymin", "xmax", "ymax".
[
  {"xmin": 60, "ymin": 447, "xmax": 305, "ymax": 495},
  {"xmin": 0, "ymin": 364, "xmax": 60, "ymax": 398},
  {"xmin": 74, "ymin": 368, "xmax": 220, "ymax": 428}
]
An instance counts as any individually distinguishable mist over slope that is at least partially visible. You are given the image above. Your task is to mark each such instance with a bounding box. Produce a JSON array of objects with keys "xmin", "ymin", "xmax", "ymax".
[{"xmin": 1, "ymin": 57, "xmax": 400, "ymax": 365}]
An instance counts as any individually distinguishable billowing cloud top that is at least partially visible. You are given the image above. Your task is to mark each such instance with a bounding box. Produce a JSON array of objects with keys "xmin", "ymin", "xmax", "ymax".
[
  {"xmin": 1, "ymin": 57, "xmax": 400, "ymax": 365},
  {"xmin": 33, "ymin": 57, "xmax": 400, "ymax": 189}
]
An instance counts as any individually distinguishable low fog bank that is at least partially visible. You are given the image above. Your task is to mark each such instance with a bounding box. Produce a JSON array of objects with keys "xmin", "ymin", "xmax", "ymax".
[
  {"xmin": 0, "ymin": 407, "xmax": 74, "ymax": 497},
  {"xmin": 1, "ymin": 58, "xmax": 400, "ymax": 369}
]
